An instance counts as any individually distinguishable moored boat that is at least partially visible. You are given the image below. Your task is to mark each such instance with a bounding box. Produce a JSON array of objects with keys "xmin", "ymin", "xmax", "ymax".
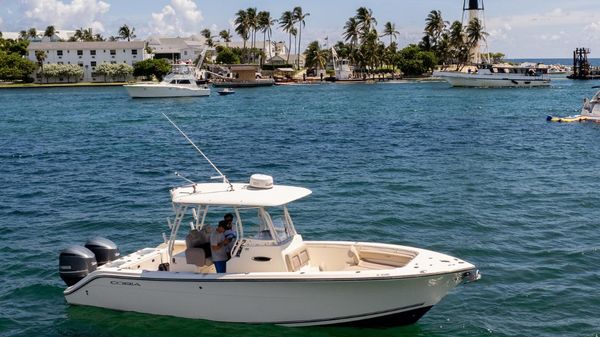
[
  {"xmin": 124, "ymin": 63, "xmax": 210, "ymax": 98},
  {"xmin": 434, "ymin": 65, "xmax": 551, "ymax": 88}
]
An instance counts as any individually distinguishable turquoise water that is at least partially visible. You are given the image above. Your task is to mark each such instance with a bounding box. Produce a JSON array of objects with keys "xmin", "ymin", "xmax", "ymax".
[{"xmin": 1, "ymin": 79, "xmax": 599, "ymax": 337}]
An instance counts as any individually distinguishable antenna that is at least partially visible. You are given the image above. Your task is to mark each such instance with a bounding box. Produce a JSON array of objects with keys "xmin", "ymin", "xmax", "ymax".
[{"xmin": 162, "ymin": 113, "xmax": 234, "ymax": 191}]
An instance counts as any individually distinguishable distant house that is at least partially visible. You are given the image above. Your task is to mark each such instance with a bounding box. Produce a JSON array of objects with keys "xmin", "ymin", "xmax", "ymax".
[
  {"xmin": 27, "ymin": 41, "xmax": 149, "ymax": 83},
  {"xmin": 265, "ymin": 55, "xmax": 288, "ymax": 66},
  {"xmin": 147, "ymin": 36, "xmax": 207, "ymax": 63}
]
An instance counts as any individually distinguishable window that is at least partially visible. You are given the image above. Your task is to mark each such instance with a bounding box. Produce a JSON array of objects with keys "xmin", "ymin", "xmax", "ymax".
[
  {"xmin": 91, "ymin": 61, "xmax": 97, "ymax": 67},
  {"xmin": 110, "ymin": 61, "xmax": 116, "ymax": 64},
  {"xmin": 110, "ymin": 50, "xmax": 116, "ymax": 55},
  {"xmin": 78, "ymin": 62, "xmax": 83, "ymax": 67},
  {"xmin": 90, "ymin": 50, "xmax": 96, "ymax": 56},
  {"xmin": 184, "ymin": 51, "xmax": 188, "ymax": 56},
  {"xmin": 77, "ymin": 50, "xmax": 83, "ymax": 56},
  {"xmin": 57, "ymin": 50, "xmax": 63, "ymax": 56},
  {"xmin": 131, "ymin": 49, "xmax": 137, "ymax": 55}
]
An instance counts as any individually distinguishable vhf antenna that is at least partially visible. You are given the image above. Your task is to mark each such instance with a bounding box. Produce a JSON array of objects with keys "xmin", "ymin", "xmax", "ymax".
[{"xmin": 162, "ymin": 113, "xmax": 234, "ymax": 191}]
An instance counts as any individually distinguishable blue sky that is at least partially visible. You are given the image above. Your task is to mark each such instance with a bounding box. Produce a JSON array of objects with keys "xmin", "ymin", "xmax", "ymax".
[{"xmin": 1, "ymin": 0, "xmax": 600, "ymax": 58}]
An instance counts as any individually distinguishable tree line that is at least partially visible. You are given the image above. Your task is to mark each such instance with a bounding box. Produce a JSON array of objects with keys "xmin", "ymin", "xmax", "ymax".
[{"xmin": 6, "ymin": 24, "xmax": 137, "ymax": 43}]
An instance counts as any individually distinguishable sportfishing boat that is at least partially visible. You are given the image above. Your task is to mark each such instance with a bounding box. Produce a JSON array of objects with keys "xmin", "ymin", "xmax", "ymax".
[
  {"xmin": 124, "ymin": 63, "xmax": 210, "ymax": 98},
  {"xmin": 547, "ymin": 90, "xmax": 600, "ymax": 123},
  {"xmin": 58, "ymin": 115, "xmax": 480, "ymax": 327},
  {"xmin": 434, "ymin": 64, "xmax": 551, "ymax": 88}
]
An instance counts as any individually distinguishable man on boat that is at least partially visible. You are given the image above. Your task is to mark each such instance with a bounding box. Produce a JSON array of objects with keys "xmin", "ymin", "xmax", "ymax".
[{"xmin": 210, "ymin": 221, "xmax": 230, "ymax": 273}]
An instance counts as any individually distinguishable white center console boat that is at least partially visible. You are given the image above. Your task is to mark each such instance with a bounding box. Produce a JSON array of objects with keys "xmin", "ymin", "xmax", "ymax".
[{"xmin": 58, "ymin": 118, "xmax": 480, "ymax": 327}]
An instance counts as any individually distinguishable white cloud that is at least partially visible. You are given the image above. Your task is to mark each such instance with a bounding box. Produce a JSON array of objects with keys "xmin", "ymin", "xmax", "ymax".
[
  {"xmin": 22, "ymin": 0, "xmax": 109, "ymax": 32},
  {"xmin": 150, "ymin": 0, "xmax": 203, "ymax": 36}
]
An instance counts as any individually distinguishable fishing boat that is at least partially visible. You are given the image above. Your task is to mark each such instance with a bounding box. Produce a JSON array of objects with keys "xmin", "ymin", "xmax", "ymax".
[
  {"xmin": 58, "ymin": 115, "xmax": 480, "ymax": 327},
  {"xmin": 547, "ymin": 90, "xmax": 600, "ymax": 123},
  {"xmin": 217, "ymin": 88, "xmax": 235, "ymax": 96},
  {"xmin": 124, "ymin": 63, "xmax": 210, "ymax": 98},
  {"xmin": 434, "ymin": 64, "xmax": 551, "ymax": 88},
  {"xmin": 434, "ymin": 0, "xmax": 551, "ymax": 88}
]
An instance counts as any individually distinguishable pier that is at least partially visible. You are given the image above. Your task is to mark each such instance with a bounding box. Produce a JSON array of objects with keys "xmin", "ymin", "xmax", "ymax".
[{"xmin": 567, "ymin": 47, "xmax": 600, "ymax": 80}]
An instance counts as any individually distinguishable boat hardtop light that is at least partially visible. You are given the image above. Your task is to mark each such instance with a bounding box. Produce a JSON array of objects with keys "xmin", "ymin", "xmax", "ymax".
[{"xmin": 171, "ymin": 175, "xmax": 312, "ymax": 207}]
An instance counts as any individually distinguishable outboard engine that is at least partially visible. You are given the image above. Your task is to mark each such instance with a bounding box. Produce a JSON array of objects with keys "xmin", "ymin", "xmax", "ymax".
[
  {"xmin": 59, "ymin": 246, "xmax": 97, "ymax": 286},
  {"xmin": 84, "ymin": 237, "xmax": 120, "ymax": 266}
]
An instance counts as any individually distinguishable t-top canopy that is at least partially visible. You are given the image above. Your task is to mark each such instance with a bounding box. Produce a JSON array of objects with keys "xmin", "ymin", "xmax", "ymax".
[{"xmin": 171, "ymin": 182, "xmax": 312, "ymax": 207}]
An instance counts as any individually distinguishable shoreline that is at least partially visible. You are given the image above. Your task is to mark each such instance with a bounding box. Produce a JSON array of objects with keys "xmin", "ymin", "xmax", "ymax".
[{"xmin": 0, "ymin": 82, "xmax": 128, "ymax": 89}]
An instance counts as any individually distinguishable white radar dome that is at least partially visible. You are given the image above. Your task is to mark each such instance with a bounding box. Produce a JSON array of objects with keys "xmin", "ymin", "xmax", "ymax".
[{"xmin": 249, "ymin": 174, "xmax": 274, "ymax": 189}]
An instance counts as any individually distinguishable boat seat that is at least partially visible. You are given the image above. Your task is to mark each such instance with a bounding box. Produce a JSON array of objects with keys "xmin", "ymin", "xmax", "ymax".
[
  {"xmin": 285, "ymin": 248, "xmax": 311, "ymax": 272},
  {"xmin": 184, "ymin": 228, "xmax": 212, "ymax": 267}
]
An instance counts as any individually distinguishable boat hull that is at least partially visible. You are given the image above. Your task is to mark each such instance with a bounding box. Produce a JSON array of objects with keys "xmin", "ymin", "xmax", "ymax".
[
  {"xmin": 434, "ymin": 71, "xmax": 551, "ymax": 88},
  {"xmin": 124, "ymin": 85, "xmax": 210, "ymax": 98},
  {"xmin": 64, "ymin": 270, "xmax": 469, "ymax": 327}
]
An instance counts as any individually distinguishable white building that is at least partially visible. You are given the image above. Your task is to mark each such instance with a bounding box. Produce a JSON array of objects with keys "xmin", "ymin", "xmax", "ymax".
[
  {"xmin": 27, "ymin": 41, "xmax": 148, "ymax": 82},
  {"xmin": 147, "ymin": 36, "xmax": 206, "ymax": 63}
]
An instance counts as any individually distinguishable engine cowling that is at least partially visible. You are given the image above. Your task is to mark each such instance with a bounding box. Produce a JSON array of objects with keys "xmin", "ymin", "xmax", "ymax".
[{"xmin": 59, "ymin": 245, "xmax": 97, "ymax": 286}]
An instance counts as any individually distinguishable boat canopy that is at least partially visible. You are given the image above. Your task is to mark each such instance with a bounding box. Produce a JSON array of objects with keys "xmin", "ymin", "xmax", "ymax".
[{"xmin": 171, "ymin": 182, "xmax": 312, "ymax": 207}]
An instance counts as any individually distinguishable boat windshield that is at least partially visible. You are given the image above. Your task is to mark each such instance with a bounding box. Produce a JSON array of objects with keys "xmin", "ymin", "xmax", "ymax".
[{"xmin": 235, "ymin": 207, "xmax": 294, "ymax": 242}]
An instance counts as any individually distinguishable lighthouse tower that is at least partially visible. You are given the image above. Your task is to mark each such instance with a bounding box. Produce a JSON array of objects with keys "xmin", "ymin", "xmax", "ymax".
[{"xmin": 463, "ymin": 0, "xmax": 485, "ymax": 64}]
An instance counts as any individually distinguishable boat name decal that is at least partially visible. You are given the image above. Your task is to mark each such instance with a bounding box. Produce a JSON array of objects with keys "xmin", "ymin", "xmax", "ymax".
[{"xmin": 110, "ymin": 280, "xmax": 141, "ymax": 287}]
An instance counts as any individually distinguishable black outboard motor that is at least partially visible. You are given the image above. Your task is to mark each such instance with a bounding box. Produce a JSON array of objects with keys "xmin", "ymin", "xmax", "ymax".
[
  {"xmin": 85, "ymin": 237, "xmax": 120, "ymax": 266},
  {"xmin": 59, "ymin": 246, "xmax": 97, "ymax": 286}
]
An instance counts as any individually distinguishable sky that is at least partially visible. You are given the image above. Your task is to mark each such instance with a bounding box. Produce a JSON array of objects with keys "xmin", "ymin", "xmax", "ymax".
[{"xmin": 1, "ymin": 0, "xmax": 600, "ymax": 58}]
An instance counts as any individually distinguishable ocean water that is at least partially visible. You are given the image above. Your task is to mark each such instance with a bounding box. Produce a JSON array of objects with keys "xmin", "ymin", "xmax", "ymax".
[{"xmin": 1, "ymin": 80, "xmax": 599, "ymax": 337}]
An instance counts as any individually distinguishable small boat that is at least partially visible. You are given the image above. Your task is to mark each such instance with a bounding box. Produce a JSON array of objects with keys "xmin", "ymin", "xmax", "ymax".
[
  {"xmin": 547, "ymin": 90, "xmax": 600, "ymax": 123},
  {"xmin": 124, "ymin": 64, "xmax": 210, "ymax": 98},
  {"xmin": 58, "ymin": 115, "xmax": 480, "ymax": 327},
  {"xmin": 217, "ymin": 88, "xmax": 235, "ymax": 95}
]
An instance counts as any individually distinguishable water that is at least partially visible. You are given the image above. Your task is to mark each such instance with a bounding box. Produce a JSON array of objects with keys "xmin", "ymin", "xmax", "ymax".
[{"xmin": 1, "ymin": 80, "xmax": 599, "ymax": 337}]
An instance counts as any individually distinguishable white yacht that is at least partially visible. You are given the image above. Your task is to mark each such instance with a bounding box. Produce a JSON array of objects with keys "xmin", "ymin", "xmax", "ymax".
[
  {"xmin": 124, "ymin": 63, "xmax": 210, "ymax": 98},
  {"xmin": 58, "ymin": 117, "xmax": 480, "ymax": 327},
  {"xmin": 434, "ymin": 0, "xmax": 551, "ymax": 88},
  {"xmin": 434, "ymin": 64, "xmax": 551, "ymax": 88}
]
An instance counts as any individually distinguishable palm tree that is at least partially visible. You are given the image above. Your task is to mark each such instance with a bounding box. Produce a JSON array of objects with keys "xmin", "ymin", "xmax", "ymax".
[
  {"xmin": 200, "ymin": 28, "xmax": 214, "ymax": 47},
  {"xmin": 19, "ymin": 30, "xmax": 28, "ymax": 40},
  {"xmin": 279, "ymin": 11, "xmax": 294, "ymax": 64},
  {"xmin": 35, "ymin": 50, "xmax": 46, "ymax": 82},
  {"xmin": 313, "ymin": 48, "xmax": 329, "ymax": 72},
  {"xmin": 424, "ymin": 10, "xmax": 447, "ymax": 48},
  {"xmin": 219, "ymin": 29, "xmax": 232, "ymax": 47},
  {"xmin": 293, "ymin": 6, "xmax": 309, "ymax": 69},
  {"xmin": 381, "ymin": 22, "xmax": 399, "ymax": 46},
  {"xmin": 94, "ymin": 33, "xmax": 105, "ymax": 41},
  {"xmin": 356, "ymin": 7, "xmax": 377, "ymax": 38},
  {"xmin": 43, "ymin": 26, "xmax": 57, "ymax": 39},
  {"xmin": 27, "ymin": 28, "xmax": 38, "ymax": 40},
  {"xmin": 290, "ymin": 26, "xmax": 297, "ymax": 63},
  {"xmin": 118, "ymin": 24, "xmax": 136, "ymax": 41},
  {"xmin": 258, "ymin": 11, "xmax": 276, "ymax": 59},
  {"xmin": 465, "ymin": 17, "xmax": 488, "ymax": 64},
  {"xmin": 246, "ymin": 7, "xmax": 258, "ymax": 62},
  {"xmin": 235, "ymin": 10, "xmax": 250, "ymax": 53},
  {"xmin": 343, "ymin": 17, "xmax": 360, "ymax": 53}
]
